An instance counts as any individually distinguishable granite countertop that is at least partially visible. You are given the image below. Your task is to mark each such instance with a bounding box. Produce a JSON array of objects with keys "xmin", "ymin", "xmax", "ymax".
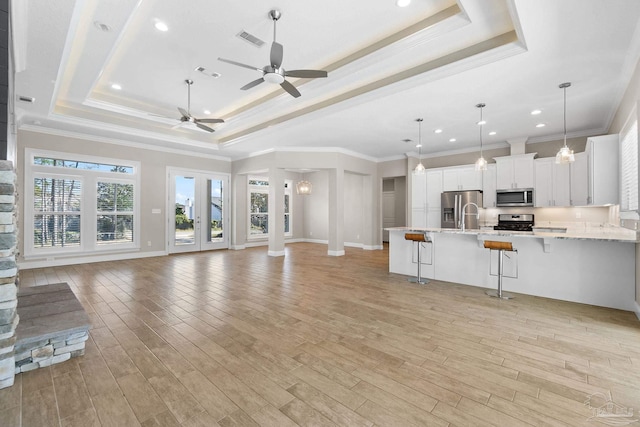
[{"xmin": 385, "ymin": 226, "xmax": 639, "ymax": 243}]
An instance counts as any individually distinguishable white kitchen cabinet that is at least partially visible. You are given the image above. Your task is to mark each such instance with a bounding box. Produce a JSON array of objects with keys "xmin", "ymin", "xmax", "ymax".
[
  {"xmin": 411, "ymin": 173, "xmax": 427, "ymax": 227},
  {"xmin": 482, "ymin": 164, "xmax": 497, "ymax": 208},
  {"xmin": 586, "ymin": 134, "xmax": 619, "ymax": 205},
  {"xmin": 571, "ymin": 152, "xmax": 589, "ymax": 206},
  {"xmin": 442, "ymin": 166, "xmax": 481, "ymax": 191},
  {"xmin": 535, "ymin": 154, "xmax": 587, "ymax": 207},
  {"xmin": 426, "ymin": 170, "xmax": 443, "ymax": 208},
  {"xmin": 495, "ymin": 153, "xmax": 536, "ymax": 190},
  {"xmin": 425, "ymin": 170, "xmax": 443, "ymax": 227},
  {"xmin": 534, "ymin": 159, "xmax": 553, "ymax": 207}
]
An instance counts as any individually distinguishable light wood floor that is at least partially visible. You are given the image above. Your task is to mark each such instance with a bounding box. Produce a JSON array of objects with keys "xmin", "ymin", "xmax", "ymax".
[{"xmin": 2, "ymin": 243, "xmax": 640, "ymax": 426}]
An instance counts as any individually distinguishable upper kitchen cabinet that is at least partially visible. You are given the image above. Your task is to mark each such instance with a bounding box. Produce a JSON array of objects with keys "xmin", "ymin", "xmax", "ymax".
[
  {"xmin": 494, "ymin": 153, "xmax": 536, "ymax": 190},
  {"xmin": 534, "ymin": 155, "xmax": 586, "ymax": 207},
  {"xmin": 586, "ymin": 134, "xmax": 619, "ymax": 205},
  {"xmin": 442, "ymin": 165, "xmax": 482, "ymax": 192},
  {"xmin": 482, "ymin": 164, "xmax": 497, "ymax": 208}
]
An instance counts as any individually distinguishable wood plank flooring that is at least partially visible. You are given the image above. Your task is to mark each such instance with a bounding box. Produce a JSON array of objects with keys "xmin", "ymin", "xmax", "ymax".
[{"xmin": 2, "ymin": 242, "xmax": 640, "ymax": 426}]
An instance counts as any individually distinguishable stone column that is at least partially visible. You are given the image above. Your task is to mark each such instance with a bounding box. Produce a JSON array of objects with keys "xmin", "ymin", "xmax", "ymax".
[{"xmin": 0, "ymin": 161, "xmax": 17, "ymax": 389}]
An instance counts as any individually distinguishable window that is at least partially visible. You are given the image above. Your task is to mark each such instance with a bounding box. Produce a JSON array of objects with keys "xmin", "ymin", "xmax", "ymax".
[
  {"xmin": 33, "ymin": 177, "xmax": 82, "ymax": 248},
  {"xmin": 247, "ymin": 177, "xmax": 292, "ymax": 238},
  {"xmin": 97, "ymin": 181, "xmax": 134, "ymax": 245},
  {"xmin": 620, "ymin": 112, "xmax": 638, "ymax": 215},
  {"xmin": 25, "ymin": 149, "xmax": 139, "ymax": 256}
]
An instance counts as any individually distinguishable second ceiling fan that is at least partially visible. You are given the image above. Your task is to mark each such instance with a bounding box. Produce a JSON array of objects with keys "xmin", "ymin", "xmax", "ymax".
[{"xmin": 218, "ymin": 9, "xmax": 328, "ymax": 98}]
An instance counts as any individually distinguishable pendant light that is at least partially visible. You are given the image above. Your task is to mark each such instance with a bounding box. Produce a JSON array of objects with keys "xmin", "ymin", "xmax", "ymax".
[
  {"xmin": 296, "ymin": 180, "xmax": 312, "ymax": 195},
  {"xmin": 555, "ymin": 82, "xmax": 575, "ymax": 164},
  {"xmin": 413, "ymin": 118, "xmax": 425, "ymax": 175},
  {"xmin": 475, "ymin": 103, "xmax": 488, "ymax": 171}
]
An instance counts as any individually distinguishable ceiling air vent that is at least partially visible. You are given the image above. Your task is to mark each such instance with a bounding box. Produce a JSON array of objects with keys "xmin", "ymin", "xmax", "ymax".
[
  {"xmin": 236, "ymin": 30, "xmax": 265, "ymax": 47},
  {"xmin": 18, "ymin": 95, "xmax": 35, "ymax": 103},
  {"xmin": 194, "ymin": 66, "xmax": 221, "ymax": 78}
]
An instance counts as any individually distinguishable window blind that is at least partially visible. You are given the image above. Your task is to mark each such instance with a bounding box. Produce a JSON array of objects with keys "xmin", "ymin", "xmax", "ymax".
[{"xmin": 620, "ymin": 119, "xmax": 638, "ymax": 212}]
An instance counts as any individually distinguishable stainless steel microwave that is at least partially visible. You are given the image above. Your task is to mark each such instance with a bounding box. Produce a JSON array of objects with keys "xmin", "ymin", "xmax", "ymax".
[{"xmin": 496, "ymin": 188, "xmax": 534, "ymax": 207}]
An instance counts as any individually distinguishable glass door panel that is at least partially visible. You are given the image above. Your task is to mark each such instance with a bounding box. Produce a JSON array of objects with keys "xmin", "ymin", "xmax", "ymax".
[{"xmin": 169, "ymin": 170, "xmax": 228, "ymax": 253}]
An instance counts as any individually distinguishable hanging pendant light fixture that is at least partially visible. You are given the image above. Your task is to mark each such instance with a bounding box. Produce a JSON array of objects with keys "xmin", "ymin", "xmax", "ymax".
[
  {"xmin": 413, "ymin": 118, "xmax": 425, "ymax": 175},
  {"xmin": 296, "ymin": 180, "xmax": 312, "ymax": 195},
  {"xmin": 555, "ymin": 82, "xmax": 575, "ymax": 164},
  {"xmin": 475, "ymin": 103, "xmax": 488, "ymax": 171}
]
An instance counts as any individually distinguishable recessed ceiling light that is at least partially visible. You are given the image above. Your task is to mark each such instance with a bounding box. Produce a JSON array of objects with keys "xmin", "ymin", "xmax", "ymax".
[
  {"xmin": 536, "ymin": 123, "xmax": 546, "ymax": 128},
  {"xmin": 111, "ymin": 83, "xmax": 122, "ymax": 90},
  {"xmin": 531, "ymin": 109, "xmax": 542, "ymax": 115},
  {"xmin": 434, "ymin": 129, "xmax": 443, "ymax": 134},
  {"xmin": 154, "ymin": 21, "xmax": 169, "ymax": 32},
  {"xmin": 204, "ymin": 110, "xmax": 211, "ymax": 115},
  {"xmin": 415, "ymin": 143, "xmax": 422, "ymax": 148},
  {"xmin": 477, "ymin": 120, "xmax": 486, "ymax": 125},
  {"xmin": 449, "ymin": 138, "xmax": 456, "ymax": 142},
  {"xmin": 396, "ymin": 0, "xmax": 411, "ymax": 7},
  {"xmin": 489, "ymin": 131, "xmax": 497, "ymax": 136}
]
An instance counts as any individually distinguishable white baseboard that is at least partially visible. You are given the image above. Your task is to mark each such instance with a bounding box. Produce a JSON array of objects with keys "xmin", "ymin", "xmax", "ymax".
[
  {"xmin": 344, "ymin": 242, "xmax": 363, "ymax": 249},
  {"xmin": 230, "ymin": 245, "xmax": 246, "ymax": 250},
  {"xmin": 268, "ymin": 250, "xmax": 285, "ymax": 257},
  {"xmin": 303, "ymin": 238, "xmax": 329, "ymax": 245},
  {"xmin": 19, "ymin": 250, "xmax": 167, "ymax": 270},
  {"xmin": 363, "ymin": 245, "xmax": 384, "ymax": 250},
  {"xmin": 327, "ymin": 250, "xmax": 345, "ymax": 256},
  {"xmin": 634, "ymin": 300, "xmax": 640, "ymax": 321}
]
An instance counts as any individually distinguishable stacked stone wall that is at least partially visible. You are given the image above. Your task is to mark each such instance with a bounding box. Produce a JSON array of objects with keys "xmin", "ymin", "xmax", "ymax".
[{"xmin": 0, "ymin": 160, "xmax": 17, "ymax": 389}]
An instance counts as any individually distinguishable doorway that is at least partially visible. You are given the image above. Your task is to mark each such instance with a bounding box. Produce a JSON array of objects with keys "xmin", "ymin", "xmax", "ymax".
[
  {"xmin": 382, "ymin": 176, "xmax": 406, "ymax": 242},
  {"xmin": 168, "ymin": 169, "xmax": 229, "ymax": 253}
]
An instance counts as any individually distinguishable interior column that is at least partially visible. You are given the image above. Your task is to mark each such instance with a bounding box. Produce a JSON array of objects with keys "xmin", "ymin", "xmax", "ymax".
[
  {"xmin": 328, "ymin": 168, "xmax": 345, "ymax": 256},
  {"xmin": 268, "ymin": 168, "xmax": 285, "ymax": 256}
]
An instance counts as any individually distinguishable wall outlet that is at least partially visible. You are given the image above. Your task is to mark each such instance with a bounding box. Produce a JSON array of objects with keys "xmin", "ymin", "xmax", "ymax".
[
  {"xmin": 309, "ymin": 231, "xmax": 313, "ymax": 236},
  {"xmin": 356, "ymin": 234, "xmax": 360, "ymax": 239},
  {"xmin": 147, "ymin": 241, "xmax": 152, "ymax": 246}
]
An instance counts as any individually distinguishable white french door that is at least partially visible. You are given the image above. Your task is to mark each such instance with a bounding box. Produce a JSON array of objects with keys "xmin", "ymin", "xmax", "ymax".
[{"xmin": 168, "ymin": 169, "xmax": 229, "ymax": 253}]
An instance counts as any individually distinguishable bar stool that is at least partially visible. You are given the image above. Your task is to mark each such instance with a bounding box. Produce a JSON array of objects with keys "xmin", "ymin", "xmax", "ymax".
[
  {"xmin": 405, "ymin": 232, "xmax": 430, "ymax": 285},
  {"xmin": 483, "ymin": 240, "xmax": 515, "ymax": 299}
]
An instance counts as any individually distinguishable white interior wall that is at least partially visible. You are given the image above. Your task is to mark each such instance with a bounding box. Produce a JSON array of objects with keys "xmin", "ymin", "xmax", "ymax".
[
  {"xmin": 303, "ymin": 170, "xmax": 329, "ymax": 241},
  {"xmin": 344, "ymin": 172, "xmax": 364, "ymax": 245}
]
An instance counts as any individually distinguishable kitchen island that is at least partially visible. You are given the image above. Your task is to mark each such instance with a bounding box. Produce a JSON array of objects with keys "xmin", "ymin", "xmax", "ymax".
[{"xmin": 387, "ymin": 226, "xmax": 638, "ymax": 312}]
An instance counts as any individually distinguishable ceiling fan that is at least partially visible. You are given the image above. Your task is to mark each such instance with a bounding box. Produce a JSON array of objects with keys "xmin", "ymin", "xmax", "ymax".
[
  {"xmin": 173, "ymin": 79, "xmax": 224, "ymax": 132},
  {"xmin": 218, "ymin": 9, "xmax": 328, "ymax": 98}
]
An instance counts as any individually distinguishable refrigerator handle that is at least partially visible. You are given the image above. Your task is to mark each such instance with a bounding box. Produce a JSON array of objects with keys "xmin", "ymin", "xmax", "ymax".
[{"xmin": 455, "ymin": 195, "xmax": 459, "ymax": 229}]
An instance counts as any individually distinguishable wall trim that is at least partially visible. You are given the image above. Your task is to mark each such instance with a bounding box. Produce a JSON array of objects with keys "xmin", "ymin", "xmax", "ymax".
[
  {"xmin": 230, "ymin": 245, "xmax": 246, "ymax": 250},
  {"xmin": 268, "ymin": 250, "xmax": 285, "ymax": 257},
  {"xmin": 634, "ymin": 300, "xmax": 640, "ymax": 321},
  {"xmin": 328, "ymin": 250, "xmax": 346, "ymax": 256},
  {"xmin": 18, "ymin": 250, "xmax": 167, "ymax": 270}
]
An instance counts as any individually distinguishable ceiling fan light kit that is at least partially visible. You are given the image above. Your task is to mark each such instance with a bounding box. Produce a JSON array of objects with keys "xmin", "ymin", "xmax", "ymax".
[{"xmin": 218, "ymin": 9, "xmax": 328, "ymax": 98}]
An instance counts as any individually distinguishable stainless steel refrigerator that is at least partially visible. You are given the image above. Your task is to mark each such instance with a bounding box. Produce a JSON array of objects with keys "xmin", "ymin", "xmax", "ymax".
[{"xmin": 441, "ymin": 190, "xmax": 483, "ymax": 229}]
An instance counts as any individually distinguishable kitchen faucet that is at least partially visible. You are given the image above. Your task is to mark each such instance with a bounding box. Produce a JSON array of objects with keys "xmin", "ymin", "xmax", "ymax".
[{"xmin": 460, "ymin": 202, "xmax": 480, "ymax": 232}]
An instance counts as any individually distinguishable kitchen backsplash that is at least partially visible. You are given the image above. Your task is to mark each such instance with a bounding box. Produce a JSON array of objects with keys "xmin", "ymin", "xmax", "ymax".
[{"xmin": 481, "ymin": 205, "xmax": 618, "ymax": 227}]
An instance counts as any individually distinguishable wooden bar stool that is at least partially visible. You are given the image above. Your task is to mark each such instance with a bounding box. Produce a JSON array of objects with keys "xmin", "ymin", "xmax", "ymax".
[
  {"xmin": 483, "ymin": 240, "xmax": 515, "ymax": 299},
  {"xmin": 405, "ymin": 232, "xmax": 430, "ymax": 285}
]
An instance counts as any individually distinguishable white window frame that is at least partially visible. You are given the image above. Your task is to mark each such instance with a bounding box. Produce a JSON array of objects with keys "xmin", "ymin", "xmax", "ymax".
[
  {"xmin": 24, "ymin": 148, "xmax": 140, "ymax": 257},
  {"xmin": 247, "ymin": 176, "xmax": 293, "ymax": 239},
  {"xmin": 284, "ymin": 180, "xmax": 292, "ymax": 237},
  {"xmin": 248, "ymin": 176, "xmax": 269, "ymax": 239},
  {"xmin": 619, "ymin": 107, "xmax": 639, "ymax": 219}
]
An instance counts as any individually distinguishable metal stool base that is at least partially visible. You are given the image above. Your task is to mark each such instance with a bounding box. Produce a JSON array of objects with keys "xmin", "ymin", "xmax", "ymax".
[
  {"xmin": 408, "ymin": 278, "xmax": 429, "ymax": 285},
  {"xmin": 485, "ymin": 290, "xmax": 513, "ymax": 299}
]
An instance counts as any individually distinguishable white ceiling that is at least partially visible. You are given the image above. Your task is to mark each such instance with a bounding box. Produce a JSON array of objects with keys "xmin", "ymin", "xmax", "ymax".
[{"xmin": 12, "ymin": 0, "xmax": 640, "ymax": 162}]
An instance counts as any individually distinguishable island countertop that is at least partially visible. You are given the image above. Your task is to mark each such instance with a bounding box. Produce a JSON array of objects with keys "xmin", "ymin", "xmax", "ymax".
[
  {"xmin": 385, "ymin": 226, "xmax": 639, "ymax": 243},
  {"xmin": 386, "ymin": 227, "xmax": 637, "ymax": 312}
]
